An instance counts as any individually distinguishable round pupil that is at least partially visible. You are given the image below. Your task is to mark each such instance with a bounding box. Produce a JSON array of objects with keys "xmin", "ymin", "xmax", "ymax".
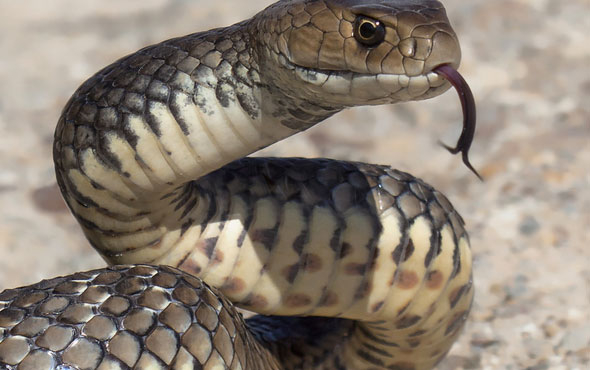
[{"xmin": 359, "ymin": 21, "xmax": 376, "ymax": 39}]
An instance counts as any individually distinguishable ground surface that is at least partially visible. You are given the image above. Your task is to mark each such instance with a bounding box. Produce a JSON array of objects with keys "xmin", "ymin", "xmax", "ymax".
[{"xmin": 0, "ymin": 1, "xmax": 588, "ymax": 369}]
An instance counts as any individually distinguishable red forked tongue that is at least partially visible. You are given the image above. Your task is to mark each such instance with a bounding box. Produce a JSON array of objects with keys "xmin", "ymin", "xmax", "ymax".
[{"xmin": 433, "ymin": 64, "xmax": 482, "ymax": 180}]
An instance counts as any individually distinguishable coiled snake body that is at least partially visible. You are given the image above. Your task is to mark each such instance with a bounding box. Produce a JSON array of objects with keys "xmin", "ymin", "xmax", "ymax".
[{"xmin": 0, "ymin": 1, "xmax": 475, "ymax": 369}]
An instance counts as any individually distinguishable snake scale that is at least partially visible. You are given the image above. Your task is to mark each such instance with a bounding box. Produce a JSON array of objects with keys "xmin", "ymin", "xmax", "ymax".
[{"xmin": 0, "ymin": 1, "xmax": 476, "ymax": 369}]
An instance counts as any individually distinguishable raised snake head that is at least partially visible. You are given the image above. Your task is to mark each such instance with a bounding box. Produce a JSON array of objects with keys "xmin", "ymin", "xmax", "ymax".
[
  {"xmin": 250, "ymin": 0, "xmax": 460, "ymax": 107},
  {"xmin": 250, "ymin": 0, "xmax": 479, "ymax": 177}
]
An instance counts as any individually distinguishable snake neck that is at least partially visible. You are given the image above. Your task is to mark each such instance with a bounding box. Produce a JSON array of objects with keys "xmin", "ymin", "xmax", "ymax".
[{"xmin": 53, "ymin": 21, "xmax": 344, "ymax": 262}]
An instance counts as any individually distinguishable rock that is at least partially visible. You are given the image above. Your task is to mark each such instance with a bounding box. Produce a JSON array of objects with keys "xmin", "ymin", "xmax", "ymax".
[{"xmin": 559, "ymin": 325, "xmax": 590, "ymax": 353}]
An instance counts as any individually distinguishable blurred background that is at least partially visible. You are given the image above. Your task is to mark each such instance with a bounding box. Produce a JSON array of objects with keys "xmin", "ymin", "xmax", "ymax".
[{"xmin": 0, "ymin": 0, "xmax": 588, "ymax": 368}]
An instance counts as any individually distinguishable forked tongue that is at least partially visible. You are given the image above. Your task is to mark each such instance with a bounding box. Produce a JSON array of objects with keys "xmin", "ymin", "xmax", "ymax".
[{"xmin": 433, "ymin": 64, "xmax": 482, "ymax": 180}]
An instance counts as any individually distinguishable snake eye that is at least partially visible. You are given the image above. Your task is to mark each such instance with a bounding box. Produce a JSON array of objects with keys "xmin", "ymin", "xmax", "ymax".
[{"xmin": 354, "ymin": 16, "xmax": 385, "ymax": 47}]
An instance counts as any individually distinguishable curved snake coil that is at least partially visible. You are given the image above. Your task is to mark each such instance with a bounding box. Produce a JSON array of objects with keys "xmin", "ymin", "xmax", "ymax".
[{"xmin": 0, "ymin": 1, "xmax": 476, "ymax": 369}]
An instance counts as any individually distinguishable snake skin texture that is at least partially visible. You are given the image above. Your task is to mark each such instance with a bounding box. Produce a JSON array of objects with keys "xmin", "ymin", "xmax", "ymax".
[
  {"xmin": 0, "ymin": 265, "xmax": 277, "ymax": 369},
  {"xmin": 1, "ymin": 0, "xmax": 474, "ymax": 369}
]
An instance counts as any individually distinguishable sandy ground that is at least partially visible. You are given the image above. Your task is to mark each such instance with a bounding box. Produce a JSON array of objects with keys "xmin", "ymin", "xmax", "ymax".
[{"xmin": 0, "ymin": 0, "xmax": 588, "ymax": 368}]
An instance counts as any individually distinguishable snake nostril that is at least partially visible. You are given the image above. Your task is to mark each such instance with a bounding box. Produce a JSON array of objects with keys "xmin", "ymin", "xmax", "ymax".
[{"xmin": 424, "ymin": 32, "xmax": 461, "ymax": 72}]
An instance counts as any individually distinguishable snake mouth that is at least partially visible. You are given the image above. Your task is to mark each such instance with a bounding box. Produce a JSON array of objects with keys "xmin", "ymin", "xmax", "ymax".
[{"xmin": 433, "ymin": 64, "xmax": 481, "ymax": 180}]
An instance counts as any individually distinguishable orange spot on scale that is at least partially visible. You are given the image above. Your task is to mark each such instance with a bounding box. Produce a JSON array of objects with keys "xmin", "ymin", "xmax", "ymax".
[
  {"xmin": 425, "ymin": 270, "xmax": 444, "ymax": 290},
  {"xmin": 221, "ymin": 277, "xmax": 246, "ymax": 294},
  {"xmin": 395, "ymin": 270, "xmax": 419, "ymax": 290},
  {"xmin": 284, "ymin": 293, "xmax": 312, "ymax": 308}
]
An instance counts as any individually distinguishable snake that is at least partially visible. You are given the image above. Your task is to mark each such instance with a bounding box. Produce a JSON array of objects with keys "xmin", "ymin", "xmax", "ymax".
[{"xmin": 0, "ymin": 0, "xmax": 477, "ymax": 369}]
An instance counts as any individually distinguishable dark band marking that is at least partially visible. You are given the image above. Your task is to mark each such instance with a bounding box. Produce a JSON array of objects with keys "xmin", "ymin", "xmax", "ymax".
[
  {"xmin": 344, "ymin": 263, "xmax": 367, "ymax": 276},
  {"xmin": 449, "ymin": 281, "xmax": 472, "ymax": 309},
  {"xmin": 395, "ymin": 315, "xmax": 421, "ymax": 329},
  {"xmin": 444, "ymin": 310, "xmax": 469, "ymax": 336},
  {"xmin": 392, "ymin": 239, "xmax": 415, "ymax": 265},
  {"xmin": 355, "ymin": 349, "xmax": 384, "ymax": 367},
  {"xmin": 198, "ymin": 237, "xmax": 219, "ymax": 259},
  {"xmin": 318, "ymin": 290, "xmax": 338, "ymax": 307},
  {"xmin": 338, "ymin": 242, "xmax": 353, "ymax": 259}
]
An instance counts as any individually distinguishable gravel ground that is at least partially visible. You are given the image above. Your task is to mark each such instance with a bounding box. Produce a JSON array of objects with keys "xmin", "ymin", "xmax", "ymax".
[{"xmin": 0, "ymin": 1, "xmax": 588, "ymax": 369}]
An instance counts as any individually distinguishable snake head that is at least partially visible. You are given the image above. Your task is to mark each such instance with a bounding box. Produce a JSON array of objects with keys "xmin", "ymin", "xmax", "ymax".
[
  {"xmin": 253, "ymin": 0, "xmax": 461, "ymax": 106},
  {"xmin": 252, "ymin": 0, "xmax": 479, "ymax": 177}
]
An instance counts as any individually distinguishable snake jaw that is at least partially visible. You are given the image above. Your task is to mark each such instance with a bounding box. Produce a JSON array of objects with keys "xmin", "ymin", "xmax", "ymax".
[
  {"xmin": 276, "ymin": 51, "xmax": 454, "ymax": 107},
  {"xmin": 433, "ymin": 64, "xmax": 482, "ymax": 180}
]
